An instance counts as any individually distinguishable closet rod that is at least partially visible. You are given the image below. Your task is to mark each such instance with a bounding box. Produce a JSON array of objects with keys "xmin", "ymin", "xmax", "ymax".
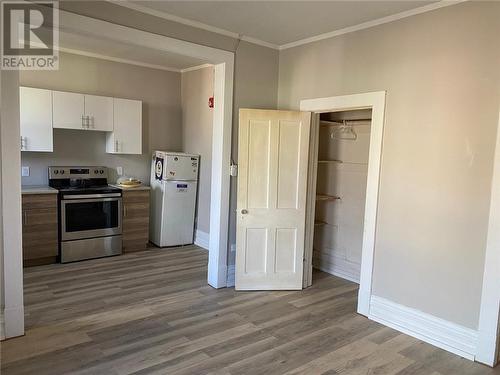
[{"xmin": 320, "ymin": 119, "xmax": 371, "ymax": 125}]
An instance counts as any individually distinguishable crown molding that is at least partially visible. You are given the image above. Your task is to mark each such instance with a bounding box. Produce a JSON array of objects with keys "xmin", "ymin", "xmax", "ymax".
[
  {"xmin": 108, "ymin": 0, "xmax": 466, "ymax": 52},
  {"xmin": 107, "ymin": 0, "xmax": 280, "ymax": 50},
  {"xmin": 279, "ymin": 1, "xmax": 467, "ymax": 50}
]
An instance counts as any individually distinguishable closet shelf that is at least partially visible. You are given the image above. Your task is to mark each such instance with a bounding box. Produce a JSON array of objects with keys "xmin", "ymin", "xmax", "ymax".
[
  {"xmin": 318, "ymin": 160, "xmax": 342, "ymax": 164},
  {"xmin": 316, "ymin": 194, "xmax": 341, "ymax": 202}
]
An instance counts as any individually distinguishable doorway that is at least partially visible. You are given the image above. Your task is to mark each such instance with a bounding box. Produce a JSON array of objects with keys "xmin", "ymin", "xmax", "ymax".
[
  {"xmin": 310, "ymin": 109, "xmax": 373, "ymax": 286},
  {"xmin": 301, "ymin": 91, "xmax": 386, "ymax": 316},
  {"xmin": 1, "ymin": 9, "xmax": 234, "ymax": 339}
]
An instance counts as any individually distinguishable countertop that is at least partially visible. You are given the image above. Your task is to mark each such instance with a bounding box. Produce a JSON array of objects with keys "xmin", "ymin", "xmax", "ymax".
[
  {"xmin": 21, "ymin": 185, "xmax": 58, "ymax": 195},
  {"xmin": 110, "ymin": 184, "xmax": 151, "ymax": 191}
]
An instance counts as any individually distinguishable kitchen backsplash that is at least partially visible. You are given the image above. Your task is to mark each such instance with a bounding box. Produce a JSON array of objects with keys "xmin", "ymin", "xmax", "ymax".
[{"xmin": 21, "ymin": 129, "xmax": 151, "ymax": 186}]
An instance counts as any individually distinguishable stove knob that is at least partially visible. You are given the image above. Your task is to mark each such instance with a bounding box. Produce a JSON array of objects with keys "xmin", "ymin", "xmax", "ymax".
[
  {"xmin": 54, "ymin": 170, "xmax": 59, "ymax": 174},
  {"xmin": 60, "ymin": 170, "xmax": 65, "ymax": 175},
  {"xmin": 100, "ymin": 170, "xmax": 104, "ymax": 174},
  {"xmin": 94, "ymin": 169, "xmax": 99, "ymax": 174}
]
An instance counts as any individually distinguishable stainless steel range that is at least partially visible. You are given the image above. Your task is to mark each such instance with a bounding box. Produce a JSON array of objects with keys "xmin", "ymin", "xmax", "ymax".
[{"xmin": 49, "ymin": 166, "xmax": 122, "ymax": 263}]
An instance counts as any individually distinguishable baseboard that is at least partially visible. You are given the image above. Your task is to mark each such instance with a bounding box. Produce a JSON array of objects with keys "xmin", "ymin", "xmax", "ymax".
[
  {"xmin": 194, "ymin": 230, "xmax": 209, "ymax": 250},
  {"xmin": 369, "ymin": 295, "xmax": 478, "ymax": 361},
  {"xmin": 313, "ymin": 252, "xmax": 360, "ymax": 284},
  {"xmin": 226, "ymin": 264, "xmax": 235, "ymax": 287}
]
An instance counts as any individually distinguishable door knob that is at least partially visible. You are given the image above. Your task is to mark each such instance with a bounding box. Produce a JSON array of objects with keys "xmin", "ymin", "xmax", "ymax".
[{"xmin": 241, "ymin": 209, "xmax": 248, "ymax": 214}]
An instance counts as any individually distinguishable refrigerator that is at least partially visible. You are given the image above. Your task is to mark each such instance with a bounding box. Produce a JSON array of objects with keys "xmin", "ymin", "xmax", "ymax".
[{"xmin": 150, "ymin": 151, "xmax": 200, "ymax": 247}]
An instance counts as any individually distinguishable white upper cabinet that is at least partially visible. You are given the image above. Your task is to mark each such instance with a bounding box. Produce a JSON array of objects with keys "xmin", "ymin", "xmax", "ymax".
[
  {"xmin": 53, "ymin": 91, "xmax": 113, "ymax": 131},
  {"xmin": 52, "ymin": 90, "xmax": 86, "ymax": 130},
  {"xmin": 84, "ymin": 94, "xmax": 113, "ymax": 131},
  {"xmin": 106, "ymin": 98, "xmax": 142, "ymax": 155},
  {"xmin": 20, "ymin": 87, "xmax": 53, "ymax": 152}
]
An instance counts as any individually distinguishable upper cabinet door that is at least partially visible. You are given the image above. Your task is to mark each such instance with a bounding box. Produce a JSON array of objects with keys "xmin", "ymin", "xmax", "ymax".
[
  {"xmin": 85, "ymin": 94, "xmax": 113, "ymax": 131},
  {"xmin": 53, "ymin": 90, "xmax": 85, "ymax": 129},
  {"xmin": 20, "ymin": 87, "xmax": 53, "ymax": 152},
  {"xmin": 107, "ymin": 98, "xmax": 142, "ymax": 154}
]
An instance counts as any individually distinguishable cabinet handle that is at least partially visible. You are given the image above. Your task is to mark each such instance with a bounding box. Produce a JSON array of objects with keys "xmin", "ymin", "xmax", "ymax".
[
  {"xmin": 115, "ymin": 140, "xmax": 118, "ymax": 153},
  {"xmin": 87, "ymin": 115, "xmax": 91, "ymax": 129},
  {"xmin": 81, "ymin": 115, "xmax": 86, "ymax": 129},
  {"xmin": 123, "ymin": 204, "xmax": 127, "ymax": 217},
  {"xmin": 23, "ymin": 211, "xmax": 27, "ymax": 225},
  {"xmin": 20, "ymin": 136, "xmax": 24, "ymax": 150}
]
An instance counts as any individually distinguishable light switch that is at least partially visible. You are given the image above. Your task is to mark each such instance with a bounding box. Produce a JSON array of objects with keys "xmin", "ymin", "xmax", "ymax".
[
  {"xmin": 116, "ymin": 166, "xmax": 123, "ymax": 176},
  {"xmin": 21, "ymin": 166, "xmax": 30, "ymax": 177}
]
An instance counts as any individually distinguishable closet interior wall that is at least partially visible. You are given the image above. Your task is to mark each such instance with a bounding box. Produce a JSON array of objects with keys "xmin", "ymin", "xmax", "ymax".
[{"xmin": 313, "ymin": 109, "xmax": 372, "ymax": 283}]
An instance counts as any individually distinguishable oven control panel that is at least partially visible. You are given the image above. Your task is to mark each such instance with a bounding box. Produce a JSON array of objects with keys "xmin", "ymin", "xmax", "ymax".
[{"xmin": 49, "ymin": 166, "xmax": 108, "ymax": 179}]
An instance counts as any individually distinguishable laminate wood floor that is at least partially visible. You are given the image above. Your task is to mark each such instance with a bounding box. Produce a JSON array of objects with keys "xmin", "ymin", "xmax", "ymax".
[{"xmin": 1, "ymin": 246, "xmax": 498, "ymax": 375}]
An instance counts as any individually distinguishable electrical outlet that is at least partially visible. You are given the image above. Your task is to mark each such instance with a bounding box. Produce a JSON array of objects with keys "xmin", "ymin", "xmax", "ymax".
[
  {"xmin": 21, "ymin": 166, "xmax": 30, "ymax": 177},
  {"xmin": 116, "ymin": 166, "xmax": 123, "ymax": 176}
]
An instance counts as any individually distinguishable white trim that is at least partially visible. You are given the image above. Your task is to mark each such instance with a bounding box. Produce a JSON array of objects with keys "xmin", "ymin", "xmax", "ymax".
[
  {"xmin": 370, "ymin": 296, "xmax": 478, "ymax": 361},
  {"xmin": 109, "ymin": 0, "xmax": 280, "ymax": 50},
  {"xmin": 181, "ymin": 63, "xmax": 214, "ymax": 74},
  {"xmin": 300, "ymin": 91, "xmax": 386, "ymax": 317},
  {"xmin": 194, "ymin": 230, "xmax": 210, "ymax": 250},
  {"xmin": 57, "ymin": 46, "xmax": 182, "ymax": 73},
  {"xmin": 279, "ymin": 1, "xmax": 467, "ymax": 50},
  {"xmin": 207, "ymin": 62, "xmax": 233, "ymax": 288},
  {"xmin": 1, "ymin": 70, "xmax": 25, "ymax": 339},
  {"xmin": 476, "ymin": 110, "xmax": 500, "ymax": 367}
]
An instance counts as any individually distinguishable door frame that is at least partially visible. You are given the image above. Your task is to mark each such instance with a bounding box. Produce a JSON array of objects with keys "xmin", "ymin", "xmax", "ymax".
[
  {"xmin": 300, "ymin": 91, "xmax": 386, "ymax": 316},
  {"xmin": 476, "ymin": 110, "xmax": 500, "ymax": 367},
  {"xmin": 2, "ymin": 9, "xmax": 235, "ymax": 339}
]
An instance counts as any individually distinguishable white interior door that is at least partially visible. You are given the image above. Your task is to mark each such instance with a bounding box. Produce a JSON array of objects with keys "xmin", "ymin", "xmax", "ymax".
[{"xmin": 236, "ymin": 109, "xmax": 311, "ymax": 290}]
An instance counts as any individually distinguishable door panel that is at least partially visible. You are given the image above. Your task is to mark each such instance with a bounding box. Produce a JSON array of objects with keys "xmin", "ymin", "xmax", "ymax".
[
  {"xmin": 245, "ymin": 228, "xmax": 267, "ymax": 273},
  {"xmin": 277, "ymin": 121, "xmax": 301, "ymax": 209},
  {"xmin": 236, "ymin": 109, "xmax": 311, "ymax": 290},
  {"xmin": 247, "ymin": 120, "xmax": 271, "ymax": 209}
]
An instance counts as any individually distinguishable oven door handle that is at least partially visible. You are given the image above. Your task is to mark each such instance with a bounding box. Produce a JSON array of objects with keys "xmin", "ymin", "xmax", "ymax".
[{"xmin": 62, "ymin": 193, "xmax": 122, "ymax": 200}]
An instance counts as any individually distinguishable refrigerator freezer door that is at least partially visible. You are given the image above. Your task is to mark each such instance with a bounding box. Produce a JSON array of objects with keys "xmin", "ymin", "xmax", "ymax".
[
  {"xmin": 164, "ymin": 153, "xmax": 199, "ymax": 181},
  {"xmin": 159, "ymin": 180, "xmax": 197, "ymax": 246}
]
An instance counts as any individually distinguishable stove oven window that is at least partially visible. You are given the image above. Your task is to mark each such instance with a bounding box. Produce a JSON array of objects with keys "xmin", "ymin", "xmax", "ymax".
[{"xmin": 65, "ymin": 200, "xmax": 119, "ymax": 232}]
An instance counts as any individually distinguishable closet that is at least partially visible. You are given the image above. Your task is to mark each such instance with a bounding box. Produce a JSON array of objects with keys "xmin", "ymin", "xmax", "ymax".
[{"xmin": 312, "ymin": 109, "xmax": 372, "ymax": 283}]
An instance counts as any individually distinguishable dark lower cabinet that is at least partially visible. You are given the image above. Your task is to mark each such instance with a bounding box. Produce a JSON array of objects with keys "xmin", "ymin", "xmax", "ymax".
[{"xmin": 22, "ymin": 194, "xmax": 58, "ymax": 266}]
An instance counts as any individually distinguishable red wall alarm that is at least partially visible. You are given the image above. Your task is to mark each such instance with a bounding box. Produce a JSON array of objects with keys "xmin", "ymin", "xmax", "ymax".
[{"xmin": 208, "ymin": 96, "xmax": 214, "ymax": 108}]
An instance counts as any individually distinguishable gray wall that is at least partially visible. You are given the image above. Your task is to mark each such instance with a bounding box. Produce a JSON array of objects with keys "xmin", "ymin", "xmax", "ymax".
[
  {"xmin": 181, "ymin": 66, "xmax": 214, "ymax": 235},
  {"xmin": 58, "ymin": 1, "xmax": 280, "ymax": 264},
  {"xmin": 20, "ymin": 52, "xmax": 182, "ymax": 185},
  {"xmin": 278, "ymin": 1, "xmax": 500, "ymax": 329}
]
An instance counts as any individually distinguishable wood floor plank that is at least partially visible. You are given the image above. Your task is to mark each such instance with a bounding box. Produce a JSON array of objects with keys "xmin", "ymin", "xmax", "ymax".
[{"xmin": 1, "ymin": 246, "xmax": 496, "ymax": 375}]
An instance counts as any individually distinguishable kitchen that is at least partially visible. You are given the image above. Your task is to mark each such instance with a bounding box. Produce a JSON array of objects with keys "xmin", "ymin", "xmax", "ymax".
[{"xmin": 19, "ymin": 49, "xmax": 214, "ymax": 266}]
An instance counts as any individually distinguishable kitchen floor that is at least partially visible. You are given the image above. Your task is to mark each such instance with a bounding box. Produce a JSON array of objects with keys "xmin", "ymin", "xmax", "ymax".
[{"xmin": 1, "ymin": 246, "xmax": 497, "ymax": 375}]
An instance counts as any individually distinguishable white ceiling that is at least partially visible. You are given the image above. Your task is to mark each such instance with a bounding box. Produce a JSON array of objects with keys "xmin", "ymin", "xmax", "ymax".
[
  {"xmin": 58, "ymin": 30, "xmax": 209, "ymax": 71},
  {"xmin": 127, "ymin": 1, "xmax": 439, "ymax": 47}
]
